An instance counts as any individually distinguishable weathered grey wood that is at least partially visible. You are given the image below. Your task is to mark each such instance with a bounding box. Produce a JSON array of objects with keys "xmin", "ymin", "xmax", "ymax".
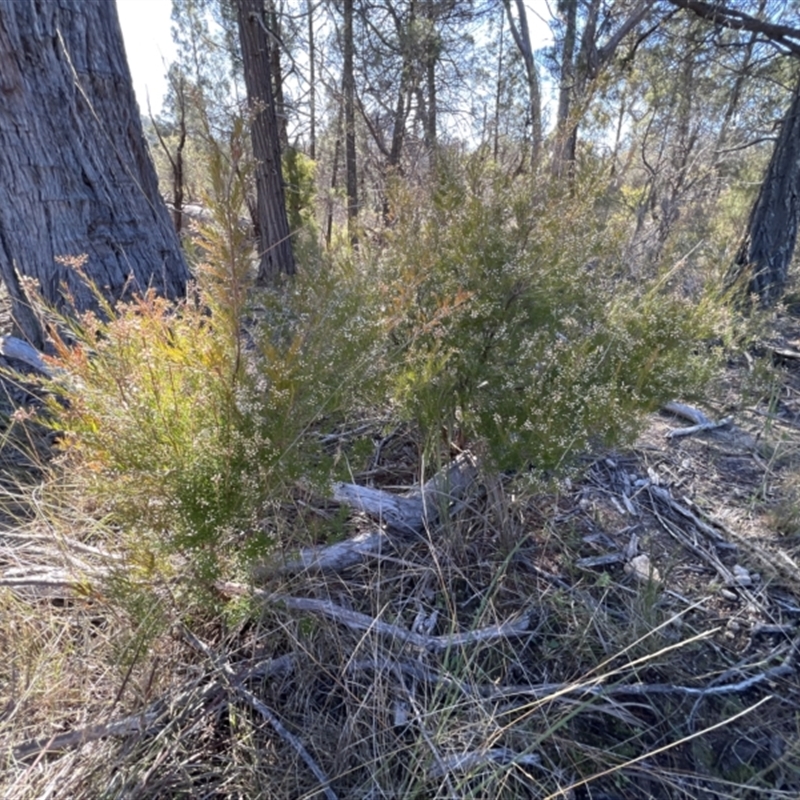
[
  {"xmin": 254, "ymin": 593, "xmax": 532, "ymax": 652},
  {"xmin": 662, "ymin": 401, "xmax": 732, "ymax": 439},
  {"xmin": 662, "ymin": 401, "xmax": 713, "ymax": 427},
  {"xmin": 333, "ymin": 452, "xmax": 479, "ymax": 534},
  {"xmin": 281, "ymin": 530, "xmax": 389, "ymax": 573},
  {"xmin": 283, "ymin": 453, "xmax": 479, "ymax": 572},
  {"xmin": 0, "ymin": 336, "xmax": 51, "ymax": 375},
  {"xmin": 0, "ymin": 0, "xmax": 189, "ymax": 346}
]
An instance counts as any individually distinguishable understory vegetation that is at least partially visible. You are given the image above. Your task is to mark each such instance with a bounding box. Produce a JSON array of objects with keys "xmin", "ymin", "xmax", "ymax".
[
  {"xmin": 6, "ymin": 150, "xmax": 800, "ymax": 798},
  {"xmin": 39, "ymin": 162, "xmax": 723, "ymax": 596},
  {"xmin": 5, "ymin": 0, "xmax": 800, "ymax": 792}
]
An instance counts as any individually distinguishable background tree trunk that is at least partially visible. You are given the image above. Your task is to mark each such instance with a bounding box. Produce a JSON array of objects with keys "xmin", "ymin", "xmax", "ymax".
[
  {"xmin": 266, "ymin": 0, "xmax": 289, "ymax": 151},
  {"xmin": 502, "ymin": 0, "xmax": 542, "ymax": 171},
  {"xmin": 730, "ymin": 74, "xmax": 800, "ymax": 307},
  {"xmin": 0, "ymin": 0, "xmax": 189, "ymax": 348},
  {"xmin": 307, "ymin": 0, "xmax": 316, "ymax": 160},
  {"xmin": 237, "ymin": 0, "xmax": 295, "ymax": 281},
  {"xmin": 552, "ymin": 0, "xmax": 578, "ymax": 179},
  {"xmin": 150, "ymin": 66, "xmax": 188, "ymax": 237},
  {"xmin": 343, "ymin": 0, "xmax": 359, "ymax": 243},
  {"xmin": 422, "ymin": 0, "xmax": 439, "ymax": 164}
]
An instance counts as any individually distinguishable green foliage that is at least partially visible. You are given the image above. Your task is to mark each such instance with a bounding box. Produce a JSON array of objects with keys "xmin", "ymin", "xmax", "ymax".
[
  {"xmin": 376, "ymin": 157, "xmax": 724, "ymax": 470},
  {"xmin": 283, "ymin": 146, "xmax": 321, "ymax": 265},
  {"xmin": 44, "ymin": 286, "xmax": 264, "ymax": 584},
  {"xmin": 283, "ymin": 146, "xmax": 317, "ymax": 232},
  {"xmin": 36, "ymin": 147, "xmax": 727, "ymax": 594},
  {"xmin": 40, "ymin": 145, "xmax": 382, "ymax": 591}
]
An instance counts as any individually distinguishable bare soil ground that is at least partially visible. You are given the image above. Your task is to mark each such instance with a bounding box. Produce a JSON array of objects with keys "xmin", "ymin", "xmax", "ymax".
[{"xmin": 3, "ymin": 314, "xmax": 800, "ymax": 799}]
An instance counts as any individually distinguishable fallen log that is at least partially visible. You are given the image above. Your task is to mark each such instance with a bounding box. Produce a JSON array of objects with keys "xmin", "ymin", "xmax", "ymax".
[
  {"xmin": 0, "ymin": 335, "xmax": 51, "ymax": 376},
  {"xmin": 282, "ymin": 452, "xmax": 479, "ymax": 573},
  {"xmin": 662, "ymin": 401, "xmax": 732, "ymax": 439}
]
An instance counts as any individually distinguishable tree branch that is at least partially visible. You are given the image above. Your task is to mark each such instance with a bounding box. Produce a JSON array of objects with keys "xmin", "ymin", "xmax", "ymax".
[{"xmin": 667, "ymin": 0, "xmax": 800, "ymax": 56}]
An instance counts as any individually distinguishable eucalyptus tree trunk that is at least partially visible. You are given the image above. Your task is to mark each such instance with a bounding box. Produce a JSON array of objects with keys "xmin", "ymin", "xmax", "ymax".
[
  {"xmin": 551, "ymin": 0, "xmax": 652, "ymax": 181},
  {"xmin": 552, "ymin": 0, "xmax": 578, "ymax": 178},
  {"xmin": 730, "ymin": 74, "xmax": 800, "ymax": 307},
  {"xmin": 236, "ymin": 0, "xmax": 295, "ymax": 281},
  {"xmin": 0, "ymin": 0, "xmax": 189, "ymax": 347}
]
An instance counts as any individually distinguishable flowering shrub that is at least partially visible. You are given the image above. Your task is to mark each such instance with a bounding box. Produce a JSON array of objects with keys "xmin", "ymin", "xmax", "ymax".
[
  {"xmin": 377, "ymin": 157, "xmax": 723, "ymax": 469},
  {"xmin": 38, "ymin": 153, "xmax": 725, "ymax": 588}
]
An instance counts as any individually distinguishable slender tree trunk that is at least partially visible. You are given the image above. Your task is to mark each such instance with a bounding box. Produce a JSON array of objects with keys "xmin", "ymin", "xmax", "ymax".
[
  {"xmin": 236, "ymin": 0, "xmax": 295, "ymax": 281},
  {"xmin": 326, "ymin": 96, "xmax": 344, "ymax": 249},
  {"xmin": 730, "ymin": 74, "xmax": 800, "ymax": 307},
  {"xmin": 423, "ymin": 1, "xmax": 438, "ymax": 164},
  {"xmin": 425, "ymin": 54, "xmax": 437, "ymax": 154},
  {"xmin": 343, "ymin": 0, "xmax": 358, "ymax": 242},
  {"xmin": 169, "ymin": 134, "xmax": 186, "ymax": 236},
  {"xmin": 0, "ymin": 0, "xmax": 189, "ymax": 347},
  {"xmin": 552, "ymin": 0, "xmax": 577, "ymax": 178},
  {"xmin": 148, "ymin": 68, "xmax": 188, "ymax": 237},
  {"xmin": 387, "ymin": 0, "xmax": 416, "ymax": 173},
  {"xmin": 556, "ymin": 0, "xmax": 600, "ymax": 179},
  {"xmin": 389, "ymin": 78, "xmax": 409, "ymax": 170},
  {"xmin": 169, "ymin": 72, "xmax": 188, "ymax": 236},
  {"xmin": 173, "ymin": 121, "xmax": 187, "ymax": 235},
  {"xmin": 552, "ymin": 0, "xmax": 651, "ymax": 181},
  {"xmin": 494, "ymin": 8, "xmax": 504, "ymax": 162},
  {"xmin": 382, "ymin": 74, "xmax": 411, "ymax": 224},
  {"xmin": 502, "ymin": 0, "xmax": 542, "ymax": 170},
  {"xmin": 308, "ymin": 0, "xmax": 316, "ymax": 160}
]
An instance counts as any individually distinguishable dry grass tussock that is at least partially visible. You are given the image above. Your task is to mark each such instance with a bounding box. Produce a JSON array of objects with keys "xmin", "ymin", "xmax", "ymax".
[{"xmin": 3, "ymin": 317, "xmax": 800, "ymax": 800}]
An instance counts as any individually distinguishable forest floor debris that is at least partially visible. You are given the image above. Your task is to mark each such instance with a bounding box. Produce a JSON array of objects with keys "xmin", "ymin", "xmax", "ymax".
[{"xmin": 3, "ymin": 317, "xmax": 800, "ymax": 798}]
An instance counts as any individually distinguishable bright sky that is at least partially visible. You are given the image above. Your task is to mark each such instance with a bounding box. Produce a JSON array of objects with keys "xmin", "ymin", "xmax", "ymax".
[{"xmin": 117, "ymin": 0, "xmax": 176, "ymax": 115}]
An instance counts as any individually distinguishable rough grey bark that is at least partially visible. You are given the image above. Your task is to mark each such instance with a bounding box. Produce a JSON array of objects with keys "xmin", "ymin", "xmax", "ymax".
[
  {"xmin": 0, "ymin": 0, "xmax": 190, "ymax": 347},
  {"xmin": 731, "ymin": 74, "xmax": 800, "ymax": 307},
  {"xmin": 236, "ymin": 0, "xmax": 295, "ymax": 281}
]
